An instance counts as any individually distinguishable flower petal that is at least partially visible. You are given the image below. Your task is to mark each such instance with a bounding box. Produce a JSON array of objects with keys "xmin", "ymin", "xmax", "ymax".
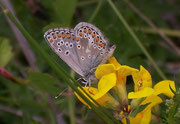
[
  {"xmin": 94, "ymin": 73, "xmax": 116, "ymax": 99},
  {"xmin": 108, "ymin": 57, "xmax": 121, "ymax": 69},
  {"xmin": 117, "ymin": 65, "xmax": 139, "ymax": 77},
  {"xmin": 141, "ymin": 95, "xmax": 162, "ymax": 110},
  {"xmin": 132, "ymin": 66, "xmax": 152, "ymax": 91},
  {"xmin": 116, "ymin": 65, "xmax": 138, "ymax": 85},
  {"xmin": 153, "ymin": 80, "xmax": 176, "ymax": 98},
  {"xmin": 128, "ymin": 87, "xmax": 154, "ymax": 99},
  {"xmin": 96, "ymin": 93, "xmax": 119, "ymax": 109},
  {"xmin": 74, "ymin": 87, "xmax": 98, "ymax": 107},
  {"xmin": 140, "ymin": 109, "xmax": 151, "ymax": 124},
  {"xmin": 95, "ymin": 64, "xmax": 116, "ymax": 79},
  {"xmin": 74, "ymin": 86, "xmax": 119, "ymax": 108}
]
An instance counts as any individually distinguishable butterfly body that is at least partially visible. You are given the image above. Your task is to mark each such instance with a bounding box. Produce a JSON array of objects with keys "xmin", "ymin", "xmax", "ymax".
[{"xmin": 44, "ymin": 22, "xmax": 116, "ymax": 84}]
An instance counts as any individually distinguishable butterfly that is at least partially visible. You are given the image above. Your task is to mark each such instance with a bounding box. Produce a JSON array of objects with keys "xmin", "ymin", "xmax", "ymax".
[{"xmin": 44, "ymin": 22, "xmax": 116, "ymax": 85}]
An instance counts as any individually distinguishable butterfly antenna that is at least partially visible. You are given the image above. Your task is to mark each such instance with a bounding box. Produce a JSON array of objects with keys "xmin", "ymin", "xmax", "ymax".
[{"xmin": 55, "ymin": 87, "xmax": 68, "ymax": 99}]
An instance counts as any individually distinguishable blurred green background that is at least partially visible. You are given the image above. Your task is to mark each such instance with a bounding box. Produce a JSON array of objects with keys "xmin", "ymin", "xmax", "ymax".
[{"xmin": 0, "ymin": 0, "xmax": 179, "ymax": 123}]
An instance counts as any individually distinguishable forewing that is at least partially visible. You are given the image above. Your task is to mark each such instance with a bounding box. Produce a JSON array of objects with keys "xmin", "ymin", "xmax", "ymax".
[{"xmin": 44, "ymin": 28, "xmax": 84, "ymax": 76}]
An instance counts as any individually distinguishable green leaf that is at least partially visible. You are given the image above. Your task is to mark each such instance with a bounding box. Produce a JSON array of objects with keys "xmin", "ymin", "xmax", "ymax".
[
  {"xmin": 0, "ymin": 38, "xmax": 13, "ymax": 67},
  {"xmin": 130, "ymin": 103, "xmax": 150, "ymax": 117},
  {"xmin": 52, "ymin": 0, "xmax": 77, "ymax": 26},
  {"xmin": 27, "ymin": 71, "xmax": 60, "ymax": 94}
]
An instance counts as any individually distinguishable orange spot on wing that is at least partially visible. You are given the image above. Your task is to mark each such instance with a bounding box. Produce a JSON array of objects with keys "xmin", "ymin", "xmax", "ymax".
[
  {"xmin": 57, "ymin": 34, "xmax": 61, "ymax": 38},
  {"xmin": 83, "ymin": 28, "xmax": 87, "ymax": 33},
  {"xmin": 96, "ymin": 37, "xmax": 100, "ymax": 42},
  {"xmin": 49, "ymin": 39, "xmax": 53, "ymax": 43},
  {"xmin": 66, "ymin": 33, "xmax": 71, "ymax": 38},
  {"xmin": 76, "ymin": 37, "xmax": 79, "ymax": 41},
  {"xmin": 99, "ymin": 43, "xmax": 105, "ymax": 49},
  {"xmin": 88, "ymin": 29, "xmax": 92, "ymax": 34},
  {"xmin": 53, "ymin": 35, "xmax": 56, "ymax": 39},
  {"xmin": 62, "ymin": 33, "xmax": 65, "ymax": 38},
  {"xmin": 79, "ymin": 32, "xmax": 83, "ymax": 37},
  {"xmin": 72, "ymin": 35, "xmax": 75, "ymax": 40},
  {"xmin": 92, "ymin": 33, "xmax": 96, "ymax": 38}
]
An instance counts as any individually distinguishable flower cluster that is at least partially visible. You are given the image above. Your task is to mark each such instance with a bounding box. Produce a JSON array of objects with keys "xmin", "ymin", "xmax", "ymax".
[{"xmin": 74, "ymin": 57, "xmax": 176, "ymax": 124}]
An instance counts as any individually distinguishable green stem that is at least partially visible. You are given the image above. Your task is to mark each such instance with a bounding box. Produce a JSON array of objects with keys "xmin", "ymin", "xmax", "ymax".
[
  {"xmin": 107, "ymin": 0, "xmax": 167, "ymax": 80},
  {"xmin": 3, "ymin": 8, "xmax": 115, "ymax": 124},
  {"xmin": 88, "ymin": 0, "xmax": 103, "ymax": 23},
  {"xmin": 68, "ymin": 70, "xmax": 75, "ymax": 124},
  {"xmin": 126, "ymin": 117, "xmax": 130, "ymax": 124},
  {"xmin": 136, "ymin": 27, "xmax": 180, "ymax": 38}
]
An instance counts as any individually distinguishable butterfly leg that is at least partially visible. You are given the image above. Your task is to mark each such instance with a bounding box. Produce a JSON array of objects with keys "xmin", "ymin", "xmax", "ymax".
[
  {"xmin": 55, "ymin": 87, "xmax": 68, "ymax": 99},
  {"xmin": 90, "ymin": 67, "xmax": 97, "ymax": 73},
  {"xmin": 77, "ymin": 77, "xmax": 82, "ymax": 82}
]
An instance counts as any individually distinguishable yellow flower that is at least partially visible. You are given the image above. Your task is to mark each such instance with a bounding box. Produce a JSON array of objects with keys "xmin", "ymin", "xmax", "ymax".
[
  {"xmin": 153, "ymin": 80, "xmax": 176, "ymax": 98},
  {"xmin": 122, "ymin": 95, "xmax": 162, "ymax": 124},
  {"xmin": 74, "ymin": 57, "xmax": 176, "ymax": 124},
  {"xmin": 75, "ymin": 73, "xmax": 119, "ymax": 109},
  {"xmin": 132, "ymin": 65, "xmax": 152, "ymax": 91},
  {"xmin": 130, "ymin": 66, "xmax": 176, "ymax": 98},
  {"xmin": 128, "ymin": 87, "xmax": 154, "ymax": 99},
  {"xmin": 95, "ymin": 57, "xmax": 138, "ymax": 85},
  {"xmin": 127, "ymin": 66, "xmax": 176, "ymax": 124},
  {"xmin": 95, "ymin": 57, "xmax": 138, "ymax": 104}
]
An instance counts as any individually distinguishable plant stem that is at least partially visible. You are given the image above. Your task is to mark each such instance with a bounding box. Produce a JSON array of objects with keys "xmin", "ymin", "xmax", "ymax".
[
  {"xmin": 88, "ymin": 0, "xmax": 103, "ymax": 23},
  {"xmin": 68, "ymin": 70, "xmax": 76, "ymax": 124},
  {"xmin": 126, "ymin": 118, "xmax": 130, "ymax": 124},
  {"xmin": 107, "ymin": 0, "xmax": 167, "ymax": 80},
  {"xmin": 136, "ymin": 27, "xmax": 180, "ymax": 38}
]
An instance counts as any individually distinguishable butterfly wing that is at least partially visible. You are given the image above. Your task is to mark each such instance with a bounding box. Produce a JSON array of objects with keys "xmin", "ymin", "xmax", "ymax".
[
  {"xmin": 44, "ymin": 28, "xmax": 84, "ymax": 76},
  {"xmin": 74, "ymin": 22, "xmax": 116, "ymax": 76}
]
